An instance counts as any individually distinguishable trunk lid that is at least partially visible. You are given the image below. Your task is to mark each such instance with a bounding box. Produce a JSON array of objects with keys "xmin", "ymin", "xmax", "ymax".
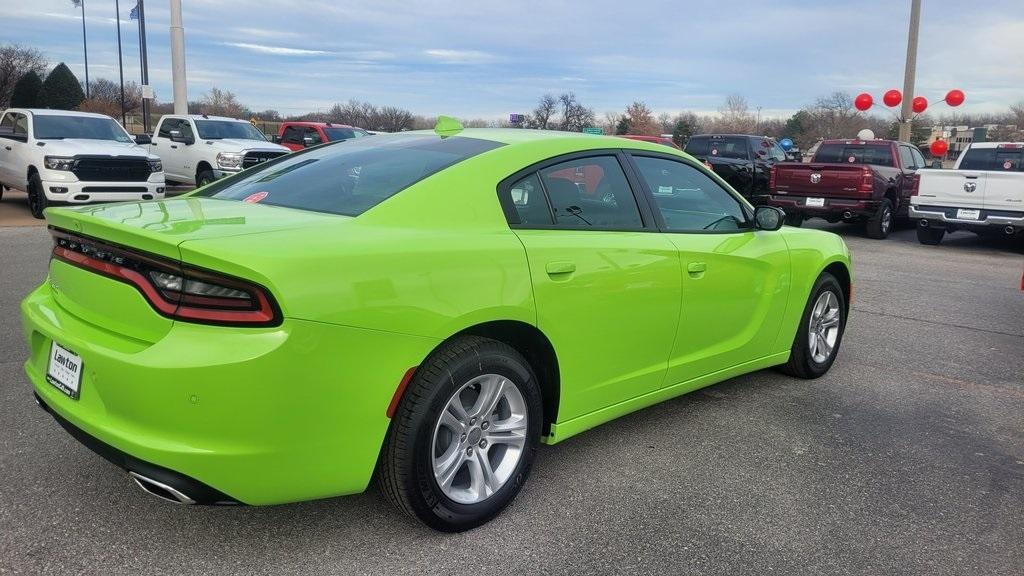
[
  {"xmin": 773, "ymin": 163, "xmax": 871, "ymax": 198},
  {"xmin": 44, "ymin": 198, "xmax": 346, "ymax": 341}
]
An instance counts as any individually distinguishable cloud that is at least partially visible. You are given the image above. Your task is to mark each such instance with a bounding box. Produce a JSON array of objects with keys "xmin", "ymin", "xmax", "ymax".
[
  {"xmin": 423, "ymin": 49, "xmax": 495, "ymax": 64},
  {"xmin": 221, "ymin": 42, "xmax": 332, "ymax": 56}
]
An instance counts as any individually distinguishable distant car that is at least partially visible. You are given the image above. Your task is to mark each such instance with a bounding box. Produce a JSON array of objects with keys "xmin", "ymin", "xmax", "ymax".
[
  {"xmin": 768, "ymin": 139, "xmax": 926, "ymax": 238},
  {"xmin": 618, "ymin": 134, "xmax": 680, "ymax": 149},
  {"xmin": 910, "ymin": 142, "xmax": 1024, "ymax": 245},
  {"xmin": 23, "ymin": 126, "xmax": 851, "ymax": 532},
  {"xmin": 0, "ymin": 108, "xmax": 165, "ymax": 218},
  {"xmin": 274, "ymin": 122, "xmax": 369, "ymax": 151},
  {"xmin": 684, "ymin": 134, "xmax": 788, "ymax": 198}
]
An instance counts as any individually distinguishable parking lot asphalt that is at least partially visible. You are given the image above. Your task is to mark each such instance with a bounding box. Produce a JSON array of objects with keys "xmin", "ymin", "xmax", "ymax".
[{"xmin": 0, "ymin": 220, "xmax": 1021, "ymax": 576}]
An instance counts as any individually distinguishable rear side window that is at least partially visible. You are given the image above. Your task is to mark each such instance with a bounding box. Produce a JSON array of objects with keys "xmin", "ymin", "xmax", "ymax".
[
  {"xmin": 707, "ymin": 137, "xmax": 749, "ymax": 160},
  {"xmin": 815, "ymin": 143, "xmax": 894, "ymax": 166},
  {"xmin": 684, "ymin": 136, "xmax": 708, "ymax": 156},
  {"xmin": 959, "ymin": 147, "xmax": 1024, "ymax": 171},
  {"xmin": 538, "ymin": 156, "xmax": 643, "ymax": 229},
  {"xmin": 195, "ymin": 134, "xmax": 503, "ymax": 216}
]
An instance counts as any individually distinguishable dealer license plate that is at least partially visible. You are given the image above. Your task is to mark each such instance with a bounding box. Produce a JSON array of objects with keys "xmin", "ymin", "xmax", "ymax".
[
  {"xmin": 806, "ymin": 197, "xmax": 825, "ymax": 207},
  {"xmin": 956, "ymin": 208, "xmax": 980, "ymax": 220},
  {"xmin": 46, "ymin": 341, "xmax": 83, "ymax": 400}
]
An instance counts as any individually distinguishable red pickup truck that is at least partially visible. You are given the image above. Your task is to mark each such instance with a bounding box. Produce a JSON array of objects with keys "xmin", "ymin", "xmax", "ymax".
[
  {"xmin": 273, "ymin": 121, "xmax": 369, "ymax": 151},
  {"xmin": 763, "ymin": 139, "xmax": 927, "ymax": 239}
]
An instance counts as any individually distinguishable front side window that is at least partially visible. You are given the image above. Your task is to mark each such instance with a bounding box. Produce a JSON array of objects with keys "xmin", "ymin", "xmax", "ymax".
[
  {"xmin": 632, "ymin": 156, "xmax": 747, "ymax": 232},
  {"xmin": 303, "ymin": 127, "xmax": 323, "ymax": 145},
  {"xmin": 910, "ymin": 147, "xmax": 926, "ymax": 168},
  {"xmin": 195, "ymin": 134, "xmax": 503, "ymax": 216},
  {"xmin": 0, "ymin": 113, "xmax": 25, "ymax": 138},
  {"xmin": 899, "ymin": 146, "xmax": 916, "ymax": 169},
  {"xmin": 324, "ymin": 127, "xmax": 367, "ymax": 141},
  {"xmin": 33, "ymin": 115, "xmax": 132, "ymax": 142},
  {"xmin": 158, "ymin": 118, "xmax": 192, "ymax": 139},
  {"xmin": 194, "ymin": 120, "xmax": 266, "ymax": 141},
  {"xmin": 281, "ymin": 126, "xmax": 303, "ymax": 144},
  {"xmin": 537, "ymin": 156, "xmax": 643, "ymax": 229}
]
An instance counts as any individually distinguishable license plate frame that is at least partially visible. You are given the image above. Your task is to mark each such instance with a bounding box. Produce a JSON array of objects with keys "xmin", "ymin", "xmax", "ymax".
[
  {"xmin": 805, "ymin": 197, "xmax": 826, "ymax": 207},
  {"xmin": 956, "ymin": 208, "xmax": 981, "ymax": 220},
  {"xmin": 46, "ymin": 341, "xmax": 83, "ymax": 400}
]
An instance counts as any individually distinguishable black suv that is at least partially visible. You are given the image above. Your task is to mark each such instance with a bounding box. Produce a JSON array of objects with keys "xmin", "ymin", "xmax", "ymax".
[{"xmin": 684, "ymin": 134, "xmax": 789, "ymax": 198}]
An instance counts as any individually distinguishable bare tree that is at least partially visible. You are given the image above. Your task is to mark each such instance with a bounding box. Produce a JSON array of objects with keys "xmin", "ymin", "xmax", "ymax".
[
  {"xmin": 527, "ymin": 94, "xmax": 558, "ymax": 129},
  {"xmin": 557, "ymin": 92, "xmax": 595, "ymax": 132},
  {"xmin": 84, "ymin": 78, "xmax": 142, "ymax": 112},
  {"xmin": 808, "ymin": 91, "xmax": 862, "ymax": 139},
  {"xmin": 198, "ymin": 87, "xmax": 249, "ymax": 118},
  {"xmin": 712, "ymin": 94, "xmax": 756, "ymax": 134},
  {"xmin": 376, "ymin": 105, "xmax": 414, "ymax": 132},
  {"xmin": 601, "ymin": 111, "xmax": 622, "ymax": 135},
  {"xmin": 624, "ymin": 101, "xmax": 659, "ymax": 135},
  {"xmin": 0, "ymin": 44, "xmax": 47, "ymax": 107}
]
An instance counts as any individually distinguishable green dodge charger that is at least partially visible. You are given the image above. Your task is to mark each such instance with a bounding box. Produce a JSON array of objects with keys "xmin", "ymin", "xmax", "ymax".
[{"xmin": 22, "ymin": 124, "xmax": 851, "ymax": 531}]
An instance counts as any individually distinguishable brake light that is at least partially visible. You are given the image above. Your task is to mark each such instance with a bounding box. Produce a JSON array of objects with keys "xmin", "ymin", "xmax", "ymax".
[
  {"xmin": 769, "ymin": 165, "xmax": 777, "ymax": 191},
  {"xmin": 910, "ymin": 173, "xmax": 921, "ymax": 196},
  {"xmin": 858, "ymin": 167, "xmax": 873, "ymax": 192},
  {"xmin": 50, "ymin": 229, "xmax": 280, "ymax": 326}
]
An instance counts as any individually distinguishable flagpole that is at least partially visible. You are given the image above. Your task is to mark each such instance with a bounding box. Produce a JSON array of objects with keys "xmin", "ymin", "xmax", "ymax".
[
  {"xmin": 114, "ymin": 0, "xmax": 126, "ymax": 125},
  {"xmin": 77, "ymin": 0, "xmax": 90, "ymax": 98},
  {"xmin": 136, "ymin": 1, "xmax": 151, "ymax": 132}
]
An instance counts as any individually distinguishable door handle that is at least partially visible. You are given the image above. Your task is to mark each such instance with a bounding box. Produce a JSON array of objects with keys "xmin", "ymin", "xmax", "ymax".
[
  {"xmin": 151, "ymin": 142, "xmax": 158, "ymax": 146},
  {"xmin": 545, "ymin": 261, "xmax": 576, "ymax": 275},
  {"xmin": 3, "ymin": 146, "xmax": 10, "ymax": 151},
  {"xmin": 170, "ymin": 145, "xmax": 178, "ymax": 149},
  {"xmin": 687, "ymin": 262, "xmax": 707, "ymax": 274}
]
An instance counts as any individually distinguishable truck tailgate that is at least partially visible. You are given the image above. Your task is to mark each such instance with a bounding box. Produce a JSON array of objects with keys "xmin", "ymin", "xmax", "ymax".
[
  {"xmin": 982, "ymin": 170, "xmax": 1024, "ymax": 212},
  {"xmin": 915, "ymin": 170, "xmax": 986, "ymax": 209},
  {"xmin": 774, "ymin": 163, "xmax": 869, "ymax": 197}
]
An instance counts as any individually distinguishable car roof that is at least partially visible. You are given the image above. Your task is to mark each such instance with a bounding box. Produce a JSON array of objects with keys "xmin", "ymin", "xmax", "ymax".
[
  {"xmin": 691, "ymin": 133, "xmax": 771, "ymax": 139},
  {"xmin": 283, "ymin": 121, "xmax": 360, "ymax": 129},
  {"xmin": 820, "ymin": 139, "xmax": 905, "ymax": 145},
  {"xmin": 10, "ymin": 108, "xmax": 115, "ymax": 119},
  {"xmin": 404, "ymin": 128, "xmax": 683, "ymax": 152},
  {"xmin": 161, "ymin": 114, "xmax": 248, "ymax": 122},
  {"xmin": 968, "ymin": 142, "xmax": 1024, "ymax": 149}
]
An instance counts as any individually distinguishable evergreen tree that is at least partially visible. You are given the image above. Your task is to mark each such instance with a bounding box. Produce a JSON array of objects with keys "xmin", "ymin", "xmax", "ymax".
[
  {"xmin": 39, "ymin": 63, "xmax": 85, "ymax": 110},
  {"xmin": 9, "ymin": 71, "xmax": 43, "ymax": 107}
]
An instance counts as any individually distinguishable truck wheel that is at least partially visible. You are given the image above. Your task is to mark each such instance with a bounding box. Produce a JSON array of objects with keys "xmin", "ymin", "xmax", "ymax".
[
  {"xmin": 916, "ymin": 225, "xmax": 945, "ymax": 245},
  {"xmin": 27, "ymin": 173, "xmax": 48, "ymax": 219},
  {"xmin": 379, "ymin": 335, "xmax": 543, "ymax": 532},
  {"xmin": 784, "ymin": 213, "xmax": 803, "ymax": 227},
  {"xmin": 196, "ymin": 170, "xmax": 216, "ymax": 188},
  {"xmin": 779, "ymin": 272, "xmax": 846, "ymax": 379},
  {"xmin": 865, "ymin": 199, "xmax": 893, "ymax": 239}
]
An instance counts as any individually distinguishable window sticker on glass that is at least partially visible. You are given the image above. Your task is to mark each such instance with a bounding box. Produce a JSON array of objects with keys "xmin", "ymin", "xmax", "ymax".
[{"xmin": 657, "ymin": 185, "xmax": 674, "ymax": 196}]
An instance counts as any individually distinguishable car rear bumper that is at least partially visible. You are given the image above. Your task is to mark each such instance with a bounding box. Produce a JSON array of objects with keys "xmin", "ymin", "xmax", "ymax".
[
  {"xmin": 21, "ymin": 282, "xmax": 438, "ymax": 505},
  {"xmin": 909, "ymin": 204, "xmax": 1024, "ymax": 229},
  {"xmin": 42, "ymin": 178, "xmax": 166, "ymax": 203},
  {"xmin": 759, "ymin": 194, "xmax": 881, "ymax": 218}
]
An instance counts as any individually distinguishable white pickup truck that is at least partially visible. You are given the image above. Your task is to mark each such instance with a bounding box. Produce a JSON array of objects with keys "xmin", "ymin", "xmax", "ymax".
[
  {"xmin": 910, "ymin": 142, "xmax": 1024, "ymax": 245},
  {"xmin": 0, "ymin": 108, "xmax": 165, "ymax": 218},
  {"xmin": 144, "ymin": 114, "xmax": 289, "ymax": 187}
]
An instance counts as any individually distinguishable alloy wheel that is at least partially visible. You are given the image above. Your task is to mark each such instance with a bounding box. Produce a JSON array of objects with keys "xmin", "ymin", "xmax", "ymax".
[
  {"xmin": 432, "ymin": 374, "xmax": 527, "ymax": 505},
  {"xmin": 808, "ymin": 291, "xmax": 841, "ymax": 363}
]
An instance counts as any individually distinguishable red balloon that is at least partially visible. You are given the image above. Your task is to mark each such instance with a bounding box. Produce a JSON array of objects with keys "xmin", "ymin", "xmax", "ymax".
[
  {"xmin": 854, "ymin": 92, "xmax": 873, "ymax": 111},
  {"xmin": 945, "ymin": 89, "xmax": 965, "ymax": 107},
  {"xmin": 911, "ymin": 96, "xmax": 928, "ymax": 114},
  {"xmin": 883, "ymin": 89, "xmax": 903, "ymax": 107},
  {"xmin": 930, "ymin": 139, "xmax": 949, "ymax": 157}
]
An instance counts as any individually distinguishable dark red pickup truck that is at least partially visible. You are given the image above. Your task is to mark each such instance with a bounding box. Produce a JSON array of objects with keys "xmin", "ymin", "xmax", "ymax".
[{"xmin": 762, "ymin": 139, "xmax": 927, "ymax": 239}]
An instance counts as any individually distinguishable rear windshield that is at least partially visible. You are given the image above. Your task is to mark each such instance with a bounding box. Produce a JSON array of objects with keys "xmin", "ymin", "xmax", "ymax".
[
  {"xmin": 33, "ymin": 115, "xmax": 133, "ymax": 142},
  {"xmin": 959, "ymin": 146, "xmax": 1024, "ymax": 171},
  {"xmin": 324, "ymin": 127, "xmax": 368, "ymax": 141},
  {"xmin": 194, "ymin": 134, "xmax": 503, "ymax": 216},
  {"xmin": 814, "ymin": 143, "xmax": 894, "ymax": 166},
  {"xmin": 685, "ymin": 136, "xmax": 748, "ymax": 160}
]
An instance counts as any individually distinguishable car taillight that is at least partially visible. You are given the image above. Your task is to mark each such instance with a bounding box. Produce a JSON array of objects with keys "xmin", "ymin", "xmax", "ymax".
[
  {"xmin": 910, "ymin": 173, "xmax": 921, "ymax": 196},
  {"xmin": 50, "ymin": 228, "xmax": 280, "ymax": 326},
  {"xmin": 769, "ymin": 165, "xmax": 777, "ymax": 191},
  {"xmin": 858, "ymin": 167, "xmax": 873, "ymax": 192}
]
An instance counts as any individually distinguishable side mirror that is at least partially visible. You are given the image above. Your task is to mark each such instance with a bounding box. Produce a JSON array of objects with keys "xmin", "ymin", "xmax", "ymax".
[
  {"xmin": 302, "ymin": 136, "xmax": 315, "ymax": 147},
  {"xmin": 169, "ymin": 130, "xmax": 193, "ymax": 145},
  {"xmin": 754, "ymin": 206, "xmax": 785, "ymax": 231},
  {"xmin": 134, "ymin": 134, "xmax": 151, "ymax": 145},
  {"xmin": 929, "ymin": 160, "xmax": 942, "ymax": 169},
  {"xmin": 271, "ymin": 135, "xmax": 281, "ymax": 143}
]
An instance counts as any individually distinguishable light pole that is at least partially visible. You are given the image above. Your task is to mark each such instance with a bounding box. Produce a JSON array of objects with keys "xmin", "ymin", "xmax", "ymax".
[
  {"xmin": 898, "ymin": 0, "xmax": 921, "ymax": 142},
  {"xmin": 170, "ymin": 0, "xmax": 188, "ymax": 114},
  {"xmin": 114, "ymin": 0, "xmax": 126, "ymax": 125}
]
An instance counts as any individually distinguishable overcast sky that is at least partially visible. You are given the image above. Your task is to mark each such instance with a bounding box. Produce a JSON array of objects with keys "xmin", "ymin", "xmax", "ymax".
[{"xmin": 3, "ymin": 0, "xmax": 1022, "ymax": 119}]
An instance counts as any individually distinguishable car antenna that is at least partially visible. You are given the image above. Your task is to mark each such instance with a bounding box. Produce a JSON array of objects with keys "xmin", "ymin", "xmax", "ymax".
[{"xmin": 434, "ymin": 115, "xmax": 463, "ymax": 138}]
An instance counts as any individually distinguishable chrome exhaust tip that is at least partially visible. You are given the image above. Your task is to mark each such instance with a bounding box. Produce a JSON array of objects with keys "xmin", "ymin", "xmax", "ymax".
[
  {"xmin": 842, "ymin": 210, "xmax": 853, "ymax": 219},
  {"xmin": 1005, "ymin": 225, "xmax": 1016, "ymax": 235},
  {"xmin": 129, "ymin": 472, "xmax": 196, "ymax": 505},
  {"xmin": 919, "ymin": 219, "xmax": 929, "ymax": 228}
]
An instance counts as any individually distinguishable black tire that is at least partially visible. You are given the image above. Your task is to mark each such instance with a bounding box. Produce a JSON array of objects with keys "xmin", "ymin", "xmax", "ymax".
[
  {"xmin": 865, "ymin": 199, "xmax": 893, "ymax": 239},
  {"xmin": 779, "ymin": 272, "xmax": 846, "ymax": 379},
  {"xmin": 27, "ymin": 173, "xmax": 48, "ymax": 219},
  {"xmin": 784, "ymin": 212, "xmax": 803, "ymax": 227},
  {"xmin": 379, "ymin": 335, "xmax": 543, "ymax": 532},
  {"xmin": 196, "ymin": 170, "xmax": 216, "ymax": 188},
  {"xmin": 916, "ymin": 225, "xmax": 945, "ymax": 245}
]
